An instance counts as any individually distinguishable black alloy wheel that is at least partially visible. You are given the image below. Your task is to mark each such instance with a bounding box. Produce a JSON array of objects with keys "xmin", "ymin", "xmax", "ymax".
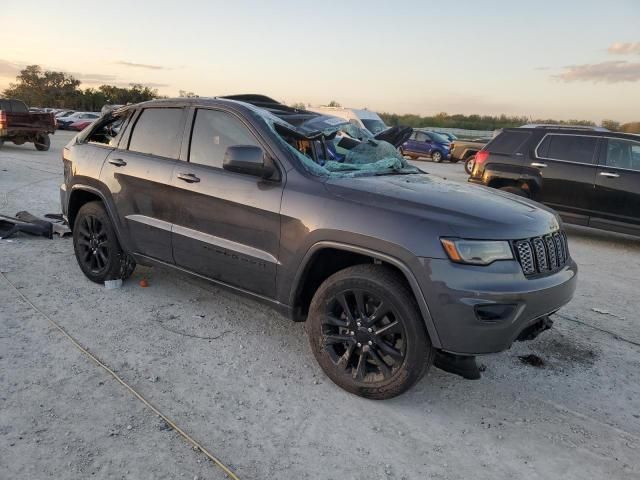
[
  {"xmin": 308, "ymin": 265, "xmax": 433, "ymax": 399},
  {"xmin": 73, "ymin": 201, "xmax": 135, "ymax": 283},
  {"xmin": 322, "ymin": 288, "xmax": 407, "ymax": 382},
  {"xmin": 76, "ymin": 214, "xmax": 111, "ymax": 275}
]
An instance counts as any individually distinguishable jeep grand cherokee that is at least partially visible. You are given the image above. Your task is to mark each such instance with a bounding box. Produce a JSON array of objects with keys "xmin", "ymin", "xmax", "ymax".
[{"xmin": 60, "ymin": 95, "xmax": 577, "ymax": 399}]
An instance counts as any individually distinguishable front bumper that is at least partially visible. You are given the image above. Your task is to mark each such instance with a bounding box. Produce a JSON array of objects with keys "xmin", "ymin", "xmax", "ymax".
[{"xmin": 417, "ymin": 257, "xmax": 577, "ymax": 355}]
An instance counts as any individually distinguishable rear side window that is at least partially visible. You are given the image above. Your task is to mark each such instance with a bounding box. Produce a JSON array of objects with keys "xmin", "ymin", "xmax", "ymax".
[
  {"xmin": 486, "ymin": 131, "xmax": 531, "ymax": 154},
  {"xmin": 189, "ymin": 109, "xmax": 261, "ymax": 168},
  {"xmin": 538, "ymin": 134, "xmax": 598, "ymax": 164},
  {"xmin": 10, "ymin": 100, "xmax": 27, "ymax": 113},
  {"xmin": 128, "ymin": 108, "xmax": 185, "ymax": 159},
  {"xmin": 604, "ymin": 138, "xmax": 640, "ymax": 171},
  {"xmin": 0, "ymin": 100, "xmax": 9, "ymax": 111}
]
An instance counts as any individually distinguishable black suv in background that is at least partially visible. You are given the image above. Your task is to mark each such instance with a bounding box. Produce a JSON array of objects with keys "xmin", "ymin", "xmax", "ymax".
[
  {"xmin": 61, "ymin": 98, "xmax": 577, "ymax": 399},
  {"xmin": 469, "ymin": 126, "xmax": 640, "ymax": 236}
]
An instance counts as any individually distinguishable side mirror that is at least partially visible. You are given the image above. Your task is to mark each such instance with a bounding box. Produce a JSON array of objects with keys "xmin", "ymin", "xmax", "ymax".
[{"xmin": 223, "ymin": 145, "xmax": 274, "ymax": 178}]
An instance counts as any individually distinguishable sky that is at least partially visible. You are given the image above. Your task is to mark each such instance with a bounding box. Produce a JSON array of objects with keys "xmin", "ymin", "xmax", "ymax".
[{"xmin": 1, "ymin": 0, "xmax": 639, "ymax": 122}]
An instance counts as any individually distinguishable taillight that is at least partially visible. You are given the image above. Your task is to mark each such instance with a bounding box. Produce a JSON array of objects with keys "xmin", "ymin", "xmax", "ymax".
[
  {"xmin": 0, "ymin": 111, "xmax": 6, "ymax": 129},
  {"xmin": 475, "ymin": 150, "xmax": 490, "ymax": 166}
]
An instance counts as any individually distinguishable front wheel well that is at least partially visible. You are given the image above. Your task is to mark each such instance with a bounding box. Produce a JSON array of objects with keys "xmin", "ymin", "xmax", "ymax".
[
  {"xmin": 291, "ymin": 248, "xmax": 414, "ymax": 322},
  {"xmin": 67, "ymin": 189, "xmax": 103, "ymax": 230}
]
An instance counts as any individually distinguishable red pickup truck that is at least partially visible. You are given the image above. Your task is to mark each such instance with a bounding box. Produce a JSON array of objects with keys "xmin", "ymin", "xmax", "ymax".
[{"xmin": 0, "ymin": 98, "xmax": 56, "ymax": 151}]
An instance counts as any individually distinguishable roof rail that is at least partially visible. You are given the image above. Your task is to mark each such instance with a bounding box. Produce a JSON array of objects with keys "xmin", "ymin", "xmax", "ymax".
[{"xmin": 519, "ymin": 123, "xmax": 610, "ymax": 132}]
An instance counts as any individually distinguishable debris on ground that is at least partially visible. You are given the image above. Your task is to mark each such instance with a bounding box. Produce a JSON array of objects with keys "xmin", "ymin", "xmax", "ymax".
[
  {"xmin": 0, "ymin": 211, "xmax": 70, "ymax": 239},
  {"xmin": 518, "ymin": 354, "xmax": 545, "ymax": 368},
  {"xmin": 104, "ymin": 279, "xmax": 123, "ymax": 290}
]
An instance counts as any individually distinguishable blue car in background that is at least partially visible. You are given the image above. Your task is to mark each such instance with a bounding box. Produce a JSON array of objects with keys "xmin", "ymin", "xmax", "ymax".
[{"xmin": 400, "ymin": 130, "xmax": 453, "ymax": 162}]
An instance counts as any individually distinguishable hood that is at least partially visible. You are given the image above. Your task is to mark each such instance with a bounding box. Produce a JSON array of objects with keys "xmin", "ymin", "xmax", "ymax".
[{"xmin": 324, "ymin": 174, "xmax": 561, "ymax": 240}]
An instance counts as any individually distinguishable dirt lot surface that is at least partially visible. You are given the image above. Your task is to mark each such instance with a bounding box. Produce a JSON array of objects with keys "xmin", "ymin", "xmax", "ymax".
[{"xmin": 1, "ymin": 132, "xmax": 639, "ymax": 479}]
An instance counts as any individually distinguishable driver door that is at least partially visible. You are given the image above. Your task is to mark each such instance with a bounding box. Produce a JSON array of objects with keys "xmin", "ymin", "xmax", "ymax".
[{"xmin": 170, "ymin": 107, "xmax": 283, "ymax": 297}]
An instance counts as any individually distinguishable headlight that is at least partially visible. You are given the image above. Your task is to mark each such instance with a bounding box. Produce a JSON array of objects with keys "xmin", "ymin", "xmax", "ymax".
[{"xmin": 440, "ymin": 238, "xmax": 513, "ymax": 265}]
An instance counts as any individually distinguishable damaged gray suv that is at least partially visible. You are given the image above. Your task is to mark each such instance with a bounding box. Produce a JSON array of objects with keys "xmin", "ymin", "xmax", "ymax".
[{"xmin": 60, "ymin": 95, "xmax": 577, "ymax": 399}]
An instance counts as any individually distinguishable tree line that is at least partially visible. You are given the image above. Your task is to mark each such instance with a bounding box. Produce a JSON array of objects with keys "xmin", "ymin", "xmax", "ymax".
[
  {"xmin": 2, "ymin": 65, "xmax": 159, "ymax": 112},
  {"xmin": 379, "ymin": 112, "xmax": 639, "ymax": 133}
]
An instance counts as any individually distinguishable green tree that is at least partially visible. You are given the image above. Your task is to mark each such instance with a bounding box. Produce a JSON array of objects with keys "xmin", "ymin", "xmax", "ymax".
[
  {"xmin": 601, "ymin": 119, "xmax": 621, "ymax": 131},
  {"xmin": 3, "ymin": 65, "xmax": 81, "ymax": 108},
  {"xmin": 327, "ymin": 100, "xmax": 341, "ymax": 107}
]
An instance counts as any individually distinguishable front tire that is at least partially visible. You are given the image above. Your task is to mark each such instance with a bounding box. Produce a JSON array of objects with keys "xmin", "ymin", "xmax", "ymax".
[
  {"xmin": 34, "ymin": 134, "xmax": 50, "ymax": 151},
  {"xmin": 73, "ymin": 201, "xmax": 135, "ymax": 283},
  {"xmin": 431, "ymin": 151, "xmax": 443, "ymax": 163},
  {"xmin": 307, "ymin": 265, "xmax": 433, "ymax": 399}
]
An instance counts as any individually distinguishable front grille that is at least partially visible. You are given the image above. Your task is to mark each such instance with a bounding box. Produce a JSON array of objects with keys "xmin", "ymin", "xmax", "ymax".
[{"xmin": 513, "ymin": 231, "xmax": 569, "ymax": 277}]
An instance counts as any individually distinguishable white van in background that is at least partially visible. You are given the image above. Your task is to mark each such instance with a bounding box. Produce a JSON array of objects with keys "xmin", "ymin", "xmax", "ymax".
[{"xmin": 307, "ymin": 106, "xmax": 388, "ymax": 135}]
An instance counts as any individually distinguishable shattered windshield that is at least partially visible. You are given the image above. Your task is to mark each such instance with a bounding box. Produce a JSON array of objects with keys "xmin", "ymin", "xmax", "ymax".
[{"xmin": 241, "ymin": 101, "xmax": 419, "ymax": 178}]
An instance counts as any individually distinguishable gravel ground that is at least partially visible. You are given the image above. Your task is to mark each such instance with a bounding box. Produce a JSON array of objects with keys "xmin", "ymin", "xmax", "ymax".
[{"xmin": 1, "ymin": 132, "xmax": 639, "ymax": 479}]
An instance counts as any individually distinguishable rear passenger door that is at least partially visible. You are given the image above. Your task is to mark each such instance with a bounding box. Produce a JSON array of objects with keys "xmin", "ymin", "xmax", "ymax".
[
  {"xmin": 590, "ymin": 137, "xmax": 640, "ymax": 234},
  {"xmin": 170, "ymin": 107, "xmax": 283, "ymax": 298},
  {"xmin": 532, "ymin": 134, "xmax": 598, "ymax": 223},
  {"xmin": 100, "ymin": 107, "xmax": 186, "ymax": 262}
]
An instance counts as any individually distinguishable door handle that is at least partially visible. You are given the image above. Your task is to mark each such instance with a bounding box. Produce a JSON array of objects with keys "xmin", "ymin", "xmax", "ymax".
[
  {"xmin": 599, "ymin": 171, "xmax": 620, "ymax": 178},
  {"xmin": 530, "ymin": 162, "xmax": 547, "ymax": 168},
  {"xmin": 177, "ymin": 173, "xmax": 201, "ymax": 183},
  {"xmin": 108, "ymin": 158, "xmax": 127, "ymax": 167}
]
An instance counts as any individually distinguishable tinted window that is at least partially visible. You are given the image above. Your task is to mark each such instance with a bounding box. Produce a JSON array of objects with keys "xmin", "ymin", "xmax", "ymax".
[
  {"xmin": 486, "ymin": 131, "xmax": 531, "ymax": 154},
  {"xmin": 540, "ymin": 134, "xmax": 598, "ymax": 164},
  {"xmin": 428, "ymin": 132, "xmax": 449, "ymax": 143},
  {"xmin": 0, "ymin": 100, "xmax": 10, "ymax": 111},
  {"xmin": 128, "ymin": 108, "xmax": 184, "ymax": 158},
  {"xmin": 189, "ymin": 109, "xmax": 260, "ymax": 168},
  {"xmin": 10, "ymin": 100, "xmax": 27, "ymax": 113},
  {"xmin": 604, "ymin": 138, "xmax": 640, "ymax": 171}
]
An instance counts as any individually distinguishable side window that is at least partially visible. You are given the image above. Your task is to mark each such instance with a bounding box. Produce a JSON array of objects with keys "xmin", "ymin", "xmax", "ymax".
[
  {"xmin": 604, "ymin": 138, "xmax": 640, "ymax": 171},
  {"xmin": 415, "ymin": 132, "xmax": 428, "ymax": 142},
  {"xmin": 128, "ymin": 108, "xmax": 185, "ymax": 159},
  {"xmin": 487, "ymin": 131, "xmax": 531, "ymax": 154},
  {"xmin": 10, "ymin": 100, "xmax": 27, "ymax": 113},
  {"xmin": 543, "ymin": 135, "xmax": 598, "ymax": 164},
  {"xmin": 189, "ymin": 109, "xmax": 261, "ymax": 168}
]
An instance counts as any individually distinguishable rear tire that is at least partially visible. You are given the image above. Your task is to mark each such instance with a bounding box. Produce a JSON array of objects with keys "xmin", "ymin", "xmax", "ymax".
[
  {"xmin": 431, "ymin": 151, "xmax": 443, "ymax": 163},
  {"xmin": 34, "ymin": 134, "xmax": 50, "ymax": 151},
  {"xmin": 73, "ymin": 201, "xmax": 135, "ymax": 283},
  {"xmin": 499, "ymin": 186, "xmax": 529, "ymax": 198},
  {"xmin": 464, "ymin": 155, "xmax": 476, "ymax": 175},
  {"xmin": 0, "ymin": 139, "xmax": 4, "ymax": 149},
  {"xmin": 307, "ymin": 264, "xmax": 433, "ymax": 399}
]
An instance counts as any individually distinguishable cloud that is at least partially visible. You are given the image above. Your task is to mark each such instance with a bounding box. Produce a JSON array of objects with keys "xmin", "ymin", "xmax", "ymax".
[
  {"xmin": 116, "ymin": 60, "xmax": 167, "ymax": 70},
  {"xmin": 608, "ymin": 42, "xmax": 640, "ymax": 55},
  {"xmin": 553, "ymin": 61, "xmax": 640, "ymax": 83}
]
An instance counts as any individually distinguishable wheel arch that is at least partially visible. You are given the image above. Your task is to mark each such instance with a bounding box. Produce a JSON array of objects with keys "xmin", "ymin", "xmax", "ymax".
[
  {"xmin": 289, "ymin": 241, "xmax": 442, "ymax": 348},
  {"xmin": 67, "ymin": 185, "xmax": 130, "ymax": 251}
]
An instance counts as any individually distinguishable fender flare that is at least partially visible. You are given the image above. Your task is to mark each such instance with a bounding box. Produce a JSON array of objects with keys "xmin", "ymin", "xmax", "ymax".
[
  {"xmin": 67, "ymin": 184, "xmax": 130, "ymax": 252},
  {"xmin": 290, "ymin": 241, "xmax": 442, "ymax": 349}
]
